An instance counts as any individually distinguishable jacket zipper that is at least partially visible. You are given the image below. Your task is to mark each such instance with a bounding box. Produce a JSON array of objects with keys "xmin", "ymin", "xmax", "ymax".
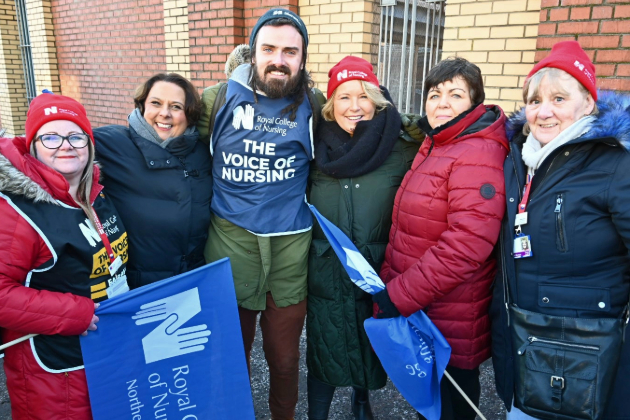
[
  {"xmin": 517, "ymin": 335, "xmax": 599, "ymax": 355},
  {"xmin": 554, "ymin": 194, "xmax": 567, "ymax": 252},
  {"xmin": 500, "ymin": 230, "xmax": 510, "ymax": 327},
  {"xmin": 504, "ymin": 151, "xmax": 524, "ymax": 326}
]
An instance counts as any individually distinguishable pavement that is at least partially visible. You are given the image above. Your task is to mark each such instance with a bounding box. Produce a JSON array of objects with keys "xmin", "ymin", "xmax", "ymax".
[{"xmin": 0, "ymin": 326, "xmax": 506, "ymax": 420}]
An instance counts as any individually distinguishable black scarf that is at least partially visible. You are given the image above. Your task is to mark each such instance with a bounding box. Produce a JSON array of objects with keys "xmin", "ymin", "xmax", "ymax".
[{"xmin": 314, "ymin": 98, "xmax": 402, "ymax": 179}]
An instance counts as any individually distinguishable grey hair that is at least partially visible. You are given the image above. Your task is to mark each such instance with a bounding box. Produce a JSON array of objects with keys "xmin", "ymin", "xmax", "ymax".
[{"xmin": 522, "ymin": 67, "xmax": 598, "ymax": 135}]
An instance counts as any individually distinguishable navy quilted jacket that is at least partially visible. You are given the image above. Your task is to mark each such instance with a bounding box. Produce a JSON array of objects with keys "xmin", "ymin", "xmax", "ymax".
[{"xmin": 491, "ymin": 91, "xmax": 630, "ymax": 419}]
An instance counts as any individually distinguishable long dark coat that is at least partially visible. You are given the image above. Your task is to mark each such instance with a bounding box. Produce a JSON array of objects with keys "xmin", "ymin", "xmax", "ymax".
[{"xmin": 306, "ymin": 135, "xmax": 418, "ymax": 389}]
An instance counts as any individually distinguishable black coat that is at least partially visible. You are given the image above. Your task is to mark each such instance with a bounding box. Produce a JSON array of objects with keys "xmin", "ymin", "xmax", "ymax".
[
  {"xmin": 491, "ymin": 91, "xmax": 630, "ymax": 419},
  {"xmin": 94, "ymin": 125, "xmax": 212, "ymax": 288}
]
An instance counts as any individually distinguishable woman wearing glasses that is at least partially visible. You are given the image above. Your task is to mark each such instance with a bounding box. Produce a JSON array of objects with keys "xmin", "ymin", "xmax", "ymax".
[
  {"xmin": 0, "ymin": 93, "xmax": 128, "ymax": 419},
  {"xmin": 94, "ymin": 73, "xmax": 212, "ymax": 289}
]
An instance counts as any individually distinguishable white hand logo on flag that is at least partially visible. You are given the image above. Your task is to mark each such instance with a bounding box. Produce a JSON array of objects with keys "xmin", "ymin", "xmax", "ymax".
[
  {"xmin": 342, "ymin": 247, "xmax": 385, "ymax": 294},
  {"xmin": 132, "ymin": 288, "xmax": 211, "ymax": 364}
]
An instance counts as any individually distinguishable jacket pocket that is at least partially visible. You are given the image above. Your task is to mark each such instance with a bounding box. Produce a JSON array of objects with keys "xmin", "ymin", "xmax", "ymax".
[
  {"xmin": 389, "ymin": 175, "xmax": 404, "ymax": 188},
  {"xmin": 554, "ymin": 193, "xmax": 568, "ymax": 252},
  {"xmin": 308, "ymin": 239, "xmax": 338, "ymax": 300},
  {"xmin": 538, "ymin": 284, "xmax": 611, "ymax": 313},
  {"xmin": 364, "ymin": 242, "xmax": 387, "ymax": 274}
]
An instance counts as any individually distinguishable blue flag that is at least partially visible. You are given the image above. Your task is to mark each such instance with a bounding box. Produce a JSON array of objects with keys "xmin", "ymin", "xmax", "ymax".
[
  {"xmin": 309, "ymin": 204, "xmax": 451, "ymax": 420},
  {"xmin": 308, "ymin": 204, "xmax": 385, "ymax": 294},
  {"xmin": 364, "ymin": 312, "xmax": 451, "ymax": 420},
  {"xmin": 80, "ymin": 258, "xmax": 255, "ymax": 420}
]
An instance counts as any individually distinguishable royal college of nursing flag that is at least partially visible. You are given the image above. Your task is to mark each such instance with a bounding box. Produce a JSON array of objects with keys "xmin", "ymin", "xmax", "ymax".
[
  {"xmin": 80, "ymin": 258, "xmax": 255, "ymax": 420},
  {"xmin": 309, "ymin": 204, "xmax": 452, "ymax": 420}
]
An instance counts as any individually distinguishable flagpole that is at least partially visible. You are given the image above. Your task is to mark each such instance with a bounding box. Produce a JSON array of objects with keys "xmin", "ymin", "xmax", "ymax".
[
  {"xmin": 0, "ymin": 334, "xmax": 37, "ymax": 351},
  {"xmin": 444, "ymin": 371, "xmax": 488, "ymax": 420}
]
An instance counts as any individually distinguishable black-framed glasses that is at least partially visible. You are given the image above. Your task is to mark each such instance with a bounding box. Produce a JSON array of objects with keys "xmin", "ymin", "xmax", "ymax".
[{"xmin": 36, "ymin": 133, "xmax": 90, "ymax": 149}]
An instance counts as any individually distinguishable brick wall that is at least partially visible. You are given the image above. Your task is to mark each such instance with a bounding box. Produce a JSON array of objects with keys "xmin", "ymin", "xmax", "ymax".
[
  {"xmin": 188, "ymin": 0, "xmax": 248, "ymax": 90},
  {"xmin": 188, "ymin": 2, "xmax": 303, "ymax": 91},
  {"xmin": 0, "ymin": 0, "xmax": 28, "ymax": 136},
  {"xmin": 51, "ymin": 0, "xmax": 167, "ymax": 127},
  {"xmin": 537, "ymin": 0, "xmax": 630, "ymax": 93},
  {"xmin": 442, "ymin": 0, "xmax": 542, "ymax": 113},
  {"xmin": 299, "ymin": 0, "xmax": 377, "ymax": 92},
  {"xmin": 164, "ymin": 0, "xmax": 190, "ymax": 78}
]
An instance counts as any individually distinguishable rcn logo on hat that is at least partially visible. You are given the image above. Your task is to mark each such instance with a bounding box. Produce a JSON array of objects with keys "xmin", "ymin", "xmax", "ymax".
[
  {"xmin": 574, "ymin": 59, "xmax": 595, "ymax": 84},
  {"xmin": 337, "ymin": 69, "xmax": 348, "ymax": 81},
  {"xmin": 337, "ymin": 69, "xmax": 369, "ymax": 82}
]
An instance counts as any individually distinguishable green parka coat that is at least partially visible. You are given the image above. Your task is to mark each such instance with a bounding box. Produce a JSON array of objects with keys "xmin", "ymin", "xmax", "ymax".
[{"xmin": 306, "ymin": 132, "xmax": 419, "ymax": 389}]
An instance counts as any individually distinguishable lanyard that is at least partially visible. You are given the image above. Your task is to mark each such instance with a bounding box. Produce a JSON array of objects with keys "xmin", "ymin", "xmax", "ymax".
[
  {"xmin": 91, "ymin": 208, "xmax": 116, "ymax": 264},
  {"xmin": 518, "ymin": 174, "xmax": 533, "ymax": 214}
]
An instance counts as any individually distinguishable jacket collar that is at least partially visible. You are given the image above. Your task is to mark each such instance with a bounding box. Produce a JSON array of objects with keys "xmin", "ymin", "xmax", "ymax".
[
  {"xmin": 506, "ymin": 90, "xmax": 630, "ymax": 150},
  {"xmin": 419, "ymin": 103, "xmax": 508, "ymax": 150}
]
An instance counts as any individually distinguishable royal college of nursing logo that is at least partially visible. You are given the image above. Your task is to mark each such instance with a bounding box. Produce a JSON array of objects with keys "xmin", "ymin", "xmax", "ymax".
[
  {"xmin": 232, "ymin": 104, "xmax": 255, "ymax": 130},
  {"xmin": 132, "ymin": 288, "xmax": 211, "ymax": 364},
  {"xmin": 337, "ymin": 69, "xmax": 368, "ymax": 82},
  {"xmin": 574, "ymin": 60, "xmax": 595, "ymax": 84}
]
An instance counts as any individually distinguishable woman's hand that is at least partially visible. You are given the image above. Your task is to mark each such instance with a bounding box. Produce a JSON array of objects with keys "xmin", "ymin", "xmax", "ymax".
[
  {"xmin": 81, "ymin": 303, "xmax": 100, "ymax": 336},
  {"xmin": 372, "ymin": 288, "xmax": 401, "ymax": 319}
]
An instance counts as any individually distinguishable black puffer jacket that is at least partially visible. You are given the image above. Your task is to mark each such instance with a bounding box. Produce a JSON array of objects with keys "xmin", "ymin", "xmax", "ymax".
[
  {"xmin": 491, "ymin": 91, "xmax": 630, "ymax": 419},
  {"xmin": 94, "ymin": 125, "xmax": 212, "ymax": 288}
]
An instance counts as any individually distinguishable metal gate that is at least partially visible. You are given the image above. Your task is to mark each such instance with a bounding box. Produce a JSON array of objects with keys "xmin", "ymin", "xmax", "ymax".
[
  {"xmin": 15, "ymin": 0, "xmax": 37, "ymax": 104},
  {"xmin": 377, "ymin": 0, "xmax": 445, "ymax": 115}
]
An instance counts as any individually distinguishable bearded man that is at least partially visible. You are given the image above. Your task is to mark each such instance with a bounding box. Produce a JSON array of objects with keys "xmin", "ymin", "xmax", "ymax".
[{"xmin": 198, "ymin": 9, "xmax": 324, "ymax": 420}]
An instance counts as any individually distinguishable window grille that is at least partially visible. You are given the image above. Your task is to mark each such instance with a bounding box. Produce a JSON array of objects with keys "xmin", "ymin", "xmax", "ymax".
[
  {"xmin": 378, "ymin": 0, "xmax": 445, "ymax": 115},
  {"xmin": 15, "ymin": 0, "xmax": 37, "ymax": 104}
]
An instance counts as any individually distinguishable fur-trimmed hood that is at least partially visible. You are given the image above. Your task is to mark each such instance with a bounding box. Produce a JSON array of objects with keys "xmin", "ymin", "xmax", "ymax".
[
  {"xmin": 0, "ymin": 152, "xmax": 58, "ymax": 204},
  {"xmin": 225, "ymin": 44, "xmax": 250, "ymax": 78},
  {"xmin": 0, "ymin": 136, "xmax": 101, "ymax": 206},
  {"xmin": 506, "ymin": 90, "xmax": 630, "ymax": 150}
]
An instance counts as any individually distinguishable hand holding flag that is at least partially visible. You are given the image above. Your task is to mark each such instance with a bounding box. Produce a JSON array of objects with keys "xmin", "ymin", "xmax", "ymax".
[{"xmin": 309, "ymin": 204, "xmax": 451, "ymax": 420}]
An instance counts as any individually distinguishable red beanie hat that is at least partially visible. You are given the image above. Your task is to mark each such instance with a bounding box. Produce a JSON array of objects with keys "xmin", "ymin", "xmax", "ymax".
[
  {"xmin": 327, "ymin": 56, "xmax": 380, "ymax": 99},
  {"xmin": 526, "ymin": 41, "xmax": 597, "ymax": 101},
  {"xmin": 25, "ymin": 93, "xmax": 94, "ymax": 150}
]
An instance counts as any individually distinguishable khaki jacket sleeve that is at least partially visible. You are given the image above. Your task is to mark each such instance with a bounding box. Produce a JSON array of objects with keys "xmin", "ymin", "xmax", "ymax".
[{"xmin": 197, "ymin": 83, "xmax": 224, "ymax": 145}]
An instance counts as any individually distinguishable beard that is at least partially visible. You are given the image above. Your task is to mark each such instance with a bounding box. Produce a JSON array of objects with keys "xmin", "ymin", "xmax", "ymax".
[{"xmin": 253, "ymin": 64, "xmax": 304, "ymax": 99}]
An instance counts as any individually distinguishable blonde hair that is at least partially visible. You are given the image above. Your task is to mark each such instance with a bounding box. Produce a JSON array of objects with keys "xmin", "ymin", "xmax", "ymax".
[
  {"xmin": 522, "ymin": 67, "xmax": 598, "ymax": 135},
  {"xmin": 322, "ymin": 81, "xmax": 390, "ymax": 122},
  {"xmin": 31, "ymin": 138, "xmax": 97, "ymax": 228}
]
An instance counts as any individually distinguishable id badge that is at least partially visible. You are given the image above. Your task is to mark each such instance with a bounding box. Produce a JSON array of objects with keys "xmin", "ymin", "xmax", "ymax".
[
  {"xmin": 108, "ymin": 256, "xmax": 122, "ymax": 276},
  {"xmin": 106, "ymin": 274, "xmax": 129, "ymax": 299},
  {"xmin": 513, "ymin": 234, "xmax": 533, "ymax": 259},
  {"xmin": 515, "ymin": 212, "xmax": 528, "ymax": 226}
]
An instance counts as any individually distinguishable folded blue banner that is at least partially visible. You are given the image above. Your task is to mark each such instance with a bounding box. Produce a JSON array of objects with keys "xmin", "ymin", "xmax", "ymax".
[
  {"xmin": 364, "ymin": 312, "xmax": 451, "ymax": 420},
  {"xmin": 308, "ymin": 204, "xmax": 385, "ymax": 294},
  {"xmin": 308, "ymin": 204, "xmax": 451, "ymax": 420},
  {"xmin": 80, "ymin": 258, "xmax": 255, "ymax": 420}
]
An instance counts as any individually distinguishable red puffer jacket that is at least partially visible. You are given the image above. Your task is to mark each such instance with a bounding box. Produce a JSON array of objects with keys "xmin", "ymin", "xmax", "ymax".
[
  {"xmin": 0, "ymin": 137, "xmax": 97, "ymax": 420},
  {"xmin": 380, "ymin": 104, "xmax": 508, "ymax": 369}
]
